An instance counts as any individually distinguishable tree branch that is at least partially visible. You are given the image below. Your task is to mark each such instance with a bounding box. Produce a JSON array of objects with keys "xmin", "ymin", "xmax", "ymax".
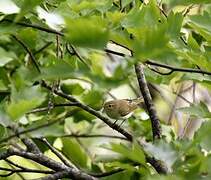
[
  {"xmin": 135, "ymin": 63, "xmax": 162, "ymax": 140},
  {"xmin": 40, "ymin": 80, "xmax": 168, "ymax": 174},
  {"xmin": 1, "ymin": 19, "xmax": 63, "ymax": 36},
  {"xmin": 145, "ymin": 60, "xmax": 211, "ymax": 76},
  {"xmin": 39, "ymin": 138, "xmax": 72, "ymax": 168},
  {"xmin": 6, "ymin": 147, "xmax": 96, "ymax": 180},
  {"xmin": 104, "ymin": 48, "xmax": 211, "ymax": 76},
  {"xmin": 0, "ymin": 117, "xmax": 62, "ymax": 144},
  {"xmin": 40, "ymin": 80, "xmax": 133, "ymax": 141}
]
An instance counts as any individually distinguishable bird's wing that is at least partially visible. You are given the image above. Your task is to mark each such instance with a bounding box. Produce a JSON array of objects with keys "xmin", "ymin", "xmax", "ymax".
[{"xmin": 119, "ymin": 104, "xmax": 131, "ymax": 117}]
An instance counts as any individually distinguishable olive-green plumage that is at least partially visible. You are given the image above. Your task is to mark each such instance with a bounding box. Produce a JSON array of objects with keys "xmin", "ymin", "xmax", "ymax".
[{"xmin": 103, "ymin": 98, "xmax": 143, "ymax": 119}]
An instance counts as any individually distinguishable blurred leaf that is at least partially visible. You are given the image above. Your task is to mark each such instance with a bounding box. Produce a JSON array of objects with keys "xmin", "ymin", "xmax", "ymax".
[
  {"xmin": 15, "ymin": 0, "xmax": 43, "ymax": 21},
  {"xmin": 0, "ymin": 47, "xmax": 16, "ymax": 67},
  {"xmin": 188, "ymin": 12, "xmax": 211, "ymax": 42},
  {"xmin": 187, "ymin": 34, "xmax": 200, "ymax": 51},
  {"xmin": 82, "ymin": 89, "xmax": 104, "ymax": 110},
  {"xmin": 61, "ymin": 83, "xmax": 85, "ymax": 95},
  {"xmin": 73, "ymin": 109, "xmax": 96, "ymax": 122},
  {"xmin": 142, "ymin": 140, "xmax": 177, "ymax": 171},
  {"xmin": 40, "ymin": 59, "xmax": 75, "ymax": 80},
  {"xmin": 7, "ymin": 85, "xmax": 46, "ymax": 120},
  {"xmin": 122, "ymin": 0, "xmax": 160, "ymax": 28},
  {"xmin": 65, "ymin": 16, "xmax": 109, "ymax": 49},
  {"xmin": 167, "ymin": 12, "xmax": 183, "ymax": 39},
  {"xmin": 101, "ymin": 170, "xmax": 134, "ymax": 180},
  {"xmin": 62, "ymin": 137, "xmax": 89, "ymax": 169},
  {"xmin": 133, "ymin": 25, "xmax": 169, "ymax": 59},
  {"xmin": 27, "ymin": 119, "xmax": 65, "ymax": 138},
  {"xmin": 194, "ymin": 120, "xmax": 211, "ymax": 151},
  {"xmin": 169, "ymin": 0, "xmax": 211, "ymax": 6},
  {"xmin": 0, "ymin": 124, "xmax": 6, "ymax": 139},
  {"xmin": 121, "ymin": 0, "xmax": 133, "ymax": 9},
  {"xmin": 177, "ymin": 102, "xmax": 211, "ymax": 119},
  {"xmin": 104, "ymin": 142, "xmax": 145, "ymax": 165},
  {"xmin": 18, "ymin": 28, "xmax": 37, "ymax": 50},
  {"xmin": 0, "ymin": 104, "xmax": 12, "ymax": 127}
]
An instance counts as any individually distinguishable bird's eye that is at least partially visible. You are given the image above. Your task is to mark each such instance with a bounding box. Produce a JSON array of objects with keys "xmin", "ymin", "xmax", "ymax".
[{"xmin": 108, "ymin": 104, "xmax": 112, "ymax": 107}]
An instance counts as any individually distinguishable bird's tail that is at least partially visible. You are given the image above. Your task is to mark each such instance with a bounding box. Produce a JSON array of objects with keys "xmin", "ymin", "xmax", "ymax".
[{"xmin": 132, "ymin": 97, "xmax": 144, "ymax": 105}]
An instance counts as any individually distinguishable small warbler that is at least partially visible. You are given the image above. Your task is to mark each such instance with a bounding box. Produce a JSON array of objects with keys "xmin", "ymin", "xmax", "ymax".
[{"xmin": 103, "ymin": 97, "xmax": 143, "ymax": 126}]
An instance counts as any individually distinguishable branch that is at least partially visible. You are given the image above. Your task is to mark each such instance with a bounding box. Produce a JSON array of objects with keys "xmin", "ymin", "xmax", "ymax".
[
  {"xmin": 39, "ymin": 138, "xmax": 72, "ymax": 168},
  {"xmin": 37, "ymin": 170, "xmax": 74, "ymax": 180},
  {"xmin": 34, "ymin": 42, "xmax": 53, "ymax": 55},
  {"xmin": 60, "ymin": 134, "xmax": 128, "ymax": 141},
  {"xmin": 0, "ymin": 117, "xmax": 62, "ymax": 144},
  {"xmin": 27, "ymin": 102, "xmax": 79, "ymax": 114},
  {"xmin": 40, "ymin": 80, "xmax": 133, "ymax": 141},
  {"xmin": 12, "ymin": 35, "xmax": 40, "ymax": 73},
  {"xmin": 0, "ymin": 166, "xmax": 54, "ymax": 175},
  {"xmin": 40, "ymin": 80, "xmax": 167, "ymax": 174},
  {"xmin": 90, "ymin": 168, "xmax": 124, "ymax": 177},
  {"xmin": 7, "ymin": 147, "xmax": 95, "ymax": 180},
  {"xmin": 66, "ymin": 44, "xmax": 90, "ymax": 68},
  {"xmin": 145, "ymin": 60, "xmax": 211, "ymax": 76},
  {"xmin": 135, "ymin": 63, "xmax": 162, "ymax": 140},
  {"xmin": 1, "ymin": 19, "xmax": 63, "ymax": 36},
  {"xmin": 22, "ymin": 138, "xmax": 41, "ymax": 154},
  {"xmin": 104, "ymin": 48, "xmax": 211, "ymax": 76}
]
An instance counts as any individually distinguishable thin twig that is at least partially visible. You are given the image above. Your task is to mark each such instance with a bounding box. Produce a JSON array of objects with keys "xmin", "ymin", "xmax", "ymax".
[
  {"xmin": 41, "ymin": 80, "xmax": 168, "ymax": 174},
  {"xmin": 34, "ymin": 42, "xmax": 53, "ymax": 55},
  {"xmin": 12, "ymin": 35, "xmax": 40, "ymax": 73},
  {"xmin": 40, "ymin": 80, "xmax": 133, "ymax": 141},
  {"xmin": 1, "ymin": 19, "xmax": 63, "ymax": 36},
  {"xmin": 39, "ymin": 138, "xmax": 73, "ymax": 168},
  {"xmin": 167, "ymin": 84, "xmax": 184, "ymax": 125},
  {"xmin": 60, "ymin": 134, "xmax": 128, "ymax": 141},
  {"xmin": 145, "ymin": 60, "xmax": 211, "ymax": 76},
  {"xmin": 0, "ymin": 117, "xmax": 63, "ymax": 144},
  {"xmin": 66, "ymin": 44, "xmax": 90, "ymax": 68}
]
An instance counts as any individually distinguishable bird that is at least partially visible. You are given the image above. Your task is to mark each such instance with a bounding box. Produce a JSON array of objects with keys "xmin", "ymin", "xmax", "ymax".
[{"xmin": 103, "ymin": 97, "xmax": 144, "ymax": 127}]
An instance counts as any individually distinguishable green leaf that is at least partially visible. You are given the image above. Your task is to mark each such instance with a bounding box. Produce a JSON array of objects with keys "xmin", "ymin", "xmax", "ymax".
[
  {"xmin": 122, "ymin": 0, "xmax": 160, "ymax": 28},
  {"xmin": 62, "ymin": 137, "xmax": 89, "ymax": 169},
  {"xmin": 15, "ymin": 0, "xmax": 43, "ymax": 21},
  {"xmin": 0, "ymin": 124, "xmax": 6, "ymax": 139},
  {"xmin": 188, "ymin": 12, "xmax": 211, "ymax": 42},
  {"xmin": 169, "ymin": 0, "xmax": 211, "ymax": 6},
  {"xmin": 7, "ymin": 85, "xmax": 46, "ymax": 120},
  {"xmin": 101, "ymin": 170, "xmax": 134, "ymax": 180},
  {"xmin": 194, "ymin": 121, "xmax": 211, "ymax": 151},
  {"xmin": 133, "ymin": 25, "xmax": 169, "ymax": 59},
  {"xmin": 0, "ymin": 47, "xmax": 16, "ymax": 67},
  {"xmin": 65, "ymin": 16, "xmax": 109, "ymax": 49},
  {"xmin": 187, "ymin": 34, "xmax": 200, "ymax": 51},
  {"xmin": 104, "ymin": 142, "xmax": 145, "ymax": 165},
  {"xmin": 39, "ymin": 59, "xmax": 75, "ymax": 80},
  {"xmin": 61, "ymin": 83, "xmax": 85, "ymax": 95},
  {"xmin": 0, "ymin": 104, "xmax": 12, "ymax": 127},
  {"xmin": 82, "ymin": 89, "xmax": 104, "ymax": 110},
  {"xmin": 142, "ymin": 140, "xmax": 177, "ymax": 170},
  {"xmin": 167, "ymin": 12, "xmax": 183, "ymax": 38},
  {"xmin": 121, "ymin": 0, "xmax": 133, "ymax": 9},
  {"xmin": 177, "ymin": 102, "xmax": 211, "ymax": 119},
  {"xmin": 27, "ymin": 119, "xmax": 65, "ymax": 138}
]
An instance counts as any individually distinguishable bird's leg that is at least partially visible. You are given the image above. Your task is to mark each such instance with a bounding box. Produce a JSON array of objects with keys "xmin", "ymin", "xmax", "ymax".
[
  {"xmin": 112, "ymin": 119, "xmax": 118, "ymax": 126},
  {"xmin": 118, "ymin": 119, "xmax": 126, "ymax": 128}
]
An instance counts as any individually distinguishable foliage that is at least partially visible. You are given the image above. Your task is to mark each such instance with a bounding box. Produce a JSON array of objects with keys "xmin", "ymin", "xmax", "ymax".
[{"xmin": 0, "ymin": 0, "xmax": 211, "ymax": 179}]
